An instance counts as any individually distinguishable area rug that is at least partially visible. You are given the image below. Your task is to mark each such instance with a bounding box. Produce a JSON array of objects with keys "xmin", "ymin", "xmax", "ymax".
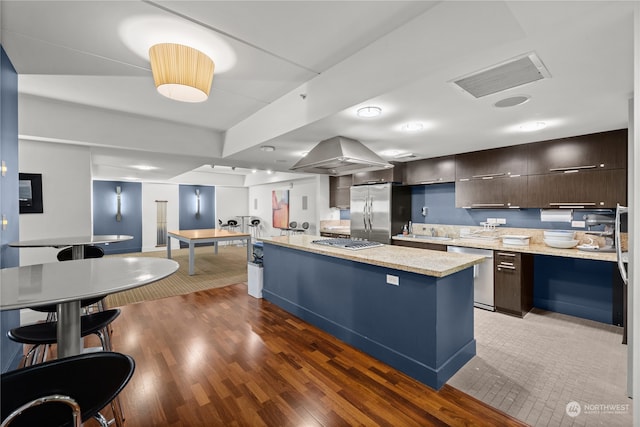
[{"xmin": 104, "ymin": 245, "xmax": 249, "ymax": 307}]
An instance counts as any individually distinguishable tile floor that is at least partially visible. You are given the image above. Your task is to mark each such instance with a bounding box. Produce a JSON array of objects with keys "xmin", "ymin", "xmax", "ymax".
[{"xmin": 448, "ymin": 308, "xmax": 632, "ymax": 426}]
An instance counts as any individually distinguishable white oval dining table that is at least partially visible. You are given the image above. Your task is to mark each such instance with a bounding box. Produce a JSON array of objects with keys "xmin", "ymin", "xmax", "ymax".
[
  {"xmin": 0, "ymin": 257, "xmax": 178, "ymax": 358},
  {"xmin": 9, "ymin": 235, "xmax": 133, "ymax": 259}
]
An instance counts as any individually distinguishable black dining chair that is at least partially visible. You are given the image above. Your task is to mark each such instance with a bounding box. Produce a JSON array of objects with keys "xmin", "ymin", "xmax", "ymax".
[{"xmin": 1, "ymin": 351, "xmax": 135, "ymax": 427}]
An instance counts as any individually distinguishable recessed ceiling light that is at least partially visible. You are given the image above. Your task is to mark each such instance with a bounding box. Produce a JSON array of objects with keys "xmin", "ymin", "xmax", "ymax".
[
  {"xmin": 301, "ymin": 151, "xmax": 309, "ymax": 157},
  {"xmin": 494, "ymin": 95, "xmax": 530, "ymax": 108},
  {"xmin": 251, "ymin": 169, "xmax": 257, "ymax": 174},
  {"xmin": 519, "ymin": 121, "xmax": 546, "ymax": 132},
  {"xmin": 394, "ymin": 152, "xmax": 416, "ymax": 159},
  {"xmin": 260, "ymin": 145, "xmax": 276, "ymax": 152},
  {"xmin": 132, "ymin": 165, "xmax": 157, "ymax": 171},
  {"xmin": 266, "ymin": 169, "xmax": 273, "ymax": 174},
  {"xmin": 357, "ymin": 106, "xmax": 382, "ymax": 118},
  {"xmin": 401, "ymin": 122, "xmax": 424, "ymax": 132},
  {"xmin": 380, "ymin": 150, "xmax": 400, "ymax": 157}
]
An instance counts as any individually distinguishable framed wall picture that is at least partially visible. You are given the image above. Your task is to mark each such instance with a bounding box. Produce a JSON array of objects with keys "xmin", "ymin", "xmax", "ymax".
[
  {"xmin": 19, "ymin": 173, "xmax": 43, "ymax": 214},
  {"xmin": 272, "ymin": 189, "xmax": 289, "ymax": 229}
]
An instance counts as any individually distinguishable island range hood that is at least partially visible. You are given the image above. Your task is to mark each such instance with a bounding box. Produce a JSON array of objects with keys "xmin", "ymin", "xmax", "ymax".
[{"xmin": 290, "ymin": 136, "xmax": 392, "ymax": 176}]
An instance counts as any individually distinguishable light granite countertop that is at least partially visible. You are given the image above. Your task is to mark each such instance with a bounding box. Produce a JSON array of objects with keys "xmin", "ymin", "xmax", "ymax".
[
  {"xmin": 392, "ymin": 235, "xmax": 617, "ymax": 262},
  {"xmin": 259, "ymin": 235, "xmax": 485, "ymax": 278}
]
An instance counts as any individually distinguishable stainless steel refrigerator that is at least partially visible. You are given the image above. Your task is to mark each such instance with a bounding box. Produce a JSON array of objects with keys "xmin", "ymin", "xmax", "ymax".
[{"xmin": 350, "ymin": 183, "xmax": 411, "ymax": 244}]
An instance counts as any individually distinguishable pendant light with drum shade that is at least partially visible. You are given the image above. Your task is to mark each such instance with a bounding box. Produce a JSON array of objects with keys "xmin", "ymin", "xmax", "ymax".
[{"xmin": 149, "ymin": 43, "xmax": 215, "ymax": 103}]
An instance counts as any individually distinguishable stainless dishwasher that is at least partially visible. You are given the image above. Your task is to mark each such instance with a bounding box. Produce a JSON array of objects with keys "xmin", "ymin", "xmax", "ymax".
[{"xmin": 447, "ymin": 246, "xmax": 494, "ymax": 311}]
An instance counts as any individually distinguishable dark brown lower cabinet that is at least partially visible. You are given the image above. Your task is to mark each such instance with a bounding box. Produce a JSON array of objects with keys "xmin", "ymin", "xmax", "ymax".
[
  {"xmin": 494, "ymin": 251, "xmax": 533, "ymax": 317},
  {"xmin": 320, "ymin": 232, "xmax": 350, "ymax": 239},
  {"xmin": 392, "ymin": 239, "xmax": 447, "ymax": 251}
]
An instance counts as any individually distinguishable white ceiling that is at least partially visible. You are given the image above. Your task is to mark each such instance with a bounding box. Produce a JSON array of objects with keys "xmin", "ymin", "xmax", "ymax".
[{"xmin": 1, "ymin": 1, "xmax": 635, "ymax": 182}]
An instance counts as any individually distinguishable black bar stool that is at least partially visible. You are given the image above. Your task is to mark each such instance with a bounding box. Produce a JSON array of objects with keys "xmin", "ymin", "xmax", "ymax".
[
  {"xmin": 7, "ymin": 309, "xmax": 126, "ymax": 426},
  {"xmin": 1, "ymin": 351, "xmax": 134, "ymax": 427},
  {"xmin": 248, "ymin": 218, "xmax": 261, "ymax": 241},
  {"xmin": 7, "ymin": 309, "xmax": 120, "ymax": 366}
]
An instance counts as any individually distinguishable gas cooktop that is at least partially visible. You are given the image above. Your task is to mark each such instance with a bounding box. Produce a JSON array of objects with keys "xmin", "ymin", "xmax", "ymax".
[{"xmin": 311, "ymin": 238, "xmax": 384, "ymax": 250}]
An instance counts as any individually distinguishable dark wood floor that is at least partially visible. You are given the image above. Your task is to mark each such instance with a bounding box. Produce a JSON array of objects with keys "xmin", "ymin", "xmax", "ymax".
[{"xmin": 94, "ymin": 284, "xmax": 528, "ymax": 426}]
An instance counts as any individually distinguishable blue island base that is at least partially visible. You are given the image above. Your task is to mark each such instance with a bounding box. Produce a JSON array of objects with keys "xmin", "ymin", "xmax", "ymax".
[{"xmin": 262, "ymin": 243, "xmax": 476, "ymax": 390}]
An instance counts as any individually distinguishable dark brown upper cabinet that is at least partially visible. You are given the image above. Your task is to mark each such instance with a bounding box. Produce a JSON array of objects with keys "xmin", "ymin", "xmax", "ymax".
[
  {"xmin": 455, "ymin": 175, "xmax": 527, "ymax": 208},
  {"xmin": 329, "ymin": 175, "xmax": 352, "ymax": 209},
  {"xmin": 455, "ymin": 145, "xmax": 528, "ymax": 180},
  {"xmin": 527, "ymin": 169, "xmax": 627, "ymax": 208},
  {"xmin": 404, "ymin": 155, "xmax": 455, "ymax": 185},
  {"xmin": 527, "ymin": 129, "xmax": 627, "ymax": 175},
  {"xmin": 352, "ymin": 162, "xmax": 405, "ymax": 186}
]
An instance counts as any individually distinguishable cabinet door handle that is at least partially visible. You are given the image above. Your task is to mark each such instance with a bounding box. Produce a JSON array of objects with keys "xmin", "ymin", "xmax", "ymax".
[
  {"xmin": 497, "ymin": 252, "xmax": 516, "ymax": 257},
  {"xmin": 549, "ymin": 165, "xmax": 597, "ymax": 172},
  {"xmin": 549, "ymin": 202, "xmax": 596, "ymax": 208},
  {"xmin": 497, "ymin": 265, "xmax": 516, "ymax": 270},
  {"xmin": 499, "ymin": 261, "xmax": 514, "ymax": 266},
  {"xmin": 420, "ymin": 178, "xmax": 443, "ymax": 184},
  {"xmin": 472, "ymin": 172, "xmax": 506, "ymax": 179},
  {"xmin": 471, "ymin": 203, "xmax": 505, "ymax": 207}
]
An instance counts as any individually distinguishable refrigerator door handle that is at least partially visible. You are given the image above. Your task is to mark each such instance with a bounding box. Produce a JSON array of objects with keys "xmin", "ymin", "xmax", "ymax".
[
  {"xmin": 615, "ymin": 203, "xmax": 628, "ymax": 285},
  {"xmin": 367, "ymin": 195, "xmax": 373, "ymax": 232},
  {"xmin": 363, "ymin": 195, "xmax": 368, "ymax": 231}
]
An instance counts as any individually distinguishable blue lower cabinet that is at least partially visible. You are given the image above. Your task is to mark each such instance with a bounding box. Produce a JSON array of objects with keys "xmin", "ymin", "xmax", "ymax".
[{"xmin": 533, "ymin": 255, "xmax": 617, "ymax": 324}]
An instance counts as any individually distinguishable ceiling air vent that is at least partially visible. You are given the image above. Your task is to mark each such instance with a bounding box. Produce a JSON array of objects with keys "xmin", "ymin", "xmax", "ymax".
[{"xmin": 452, "ymin": 52, "xmax": 551, "ymax": 98}]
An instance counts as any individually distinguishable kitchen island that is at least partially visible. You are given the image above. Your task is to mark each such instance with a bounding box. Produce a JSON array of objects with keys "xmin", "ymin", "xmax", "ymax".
[{"xmin": 259, "ymin": 235, "xmax": 485, "ymax": 390}]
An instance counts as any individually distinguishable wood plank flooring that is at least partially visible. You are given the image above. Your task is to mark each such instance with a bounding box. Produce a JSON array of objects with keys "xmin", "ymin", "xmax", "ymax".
[{"xmin": 95, "ymin": 283, "xmax": 528, "ymax": 426}]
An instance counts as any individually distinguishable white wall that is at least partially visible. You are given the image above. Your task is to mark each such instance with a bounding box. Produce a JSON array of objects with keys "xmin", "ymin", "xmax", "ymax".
[
  {"xmin": 18, "ymin": 140, "xmax": 92, "ymax": 266},
  {"xmin": 248, "ymin": 176, "xmax": 323, "ymax": 237},
  {"xmin": 216, "ymin": 186, "xmax": 249, "ymax": 228},
  {"xmin": 141, "ymin": 182, "xmax": 179, "ymax": 252}
]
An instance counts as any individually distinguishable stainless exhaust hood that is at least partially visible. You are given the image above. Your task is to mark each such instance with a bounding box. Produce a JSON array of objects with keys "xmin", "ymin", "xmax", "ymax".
[{"xmin": 290, "ymin": 136, "xmax": 392, "ymax": 176}]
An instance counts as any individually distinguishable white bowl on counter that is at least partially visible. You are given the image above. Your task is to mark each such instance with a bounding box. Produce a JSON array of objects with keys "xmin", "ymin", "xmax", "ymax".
[
  {"xmin": 543, "ymin": 230, "xmax": 576, "ymax": 240},
  {"xmin": 501, "ymin": 235, "xmax": 530, "ymax": 246},
  {"xmin": 543, "ymin": 238, "xmax": 579, "ymax": 249}
]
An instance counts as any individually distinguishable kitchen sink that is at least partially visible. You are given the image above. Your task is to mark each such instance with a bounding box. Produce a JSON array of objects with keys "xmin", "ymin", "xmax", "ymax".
[{"xmin": 403, "ymin": 234, "xmax": 452, "ymax": 241}]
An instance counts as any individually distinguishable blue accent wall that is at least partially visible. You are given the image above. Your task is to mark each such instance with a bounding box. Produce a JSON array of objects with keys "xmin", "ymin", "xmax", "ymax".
[
  {"xmin": 409, "ymin": 182, "xmax": 619, "ymax": 325},
  {"xmin": 178, "ymin": 185, "xmax": 215, "ymax": 247},
  {"xmin": 179, "ymin": 185, "xmax": 215, "ymax": 229},
  {"xmin": 92, "ymin": 180, "xmax": 142, "ymax": 254},
  {"xmin": 410, "ymin": 183, "xmax": 609, "ymax": 231},
  {"xmin": 533, "ymin": 256, "xmax": 614, "ymax": 324},
  {"xmin": 1, "ymin": 45, "xmax": 23, "ymax": 372}
]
